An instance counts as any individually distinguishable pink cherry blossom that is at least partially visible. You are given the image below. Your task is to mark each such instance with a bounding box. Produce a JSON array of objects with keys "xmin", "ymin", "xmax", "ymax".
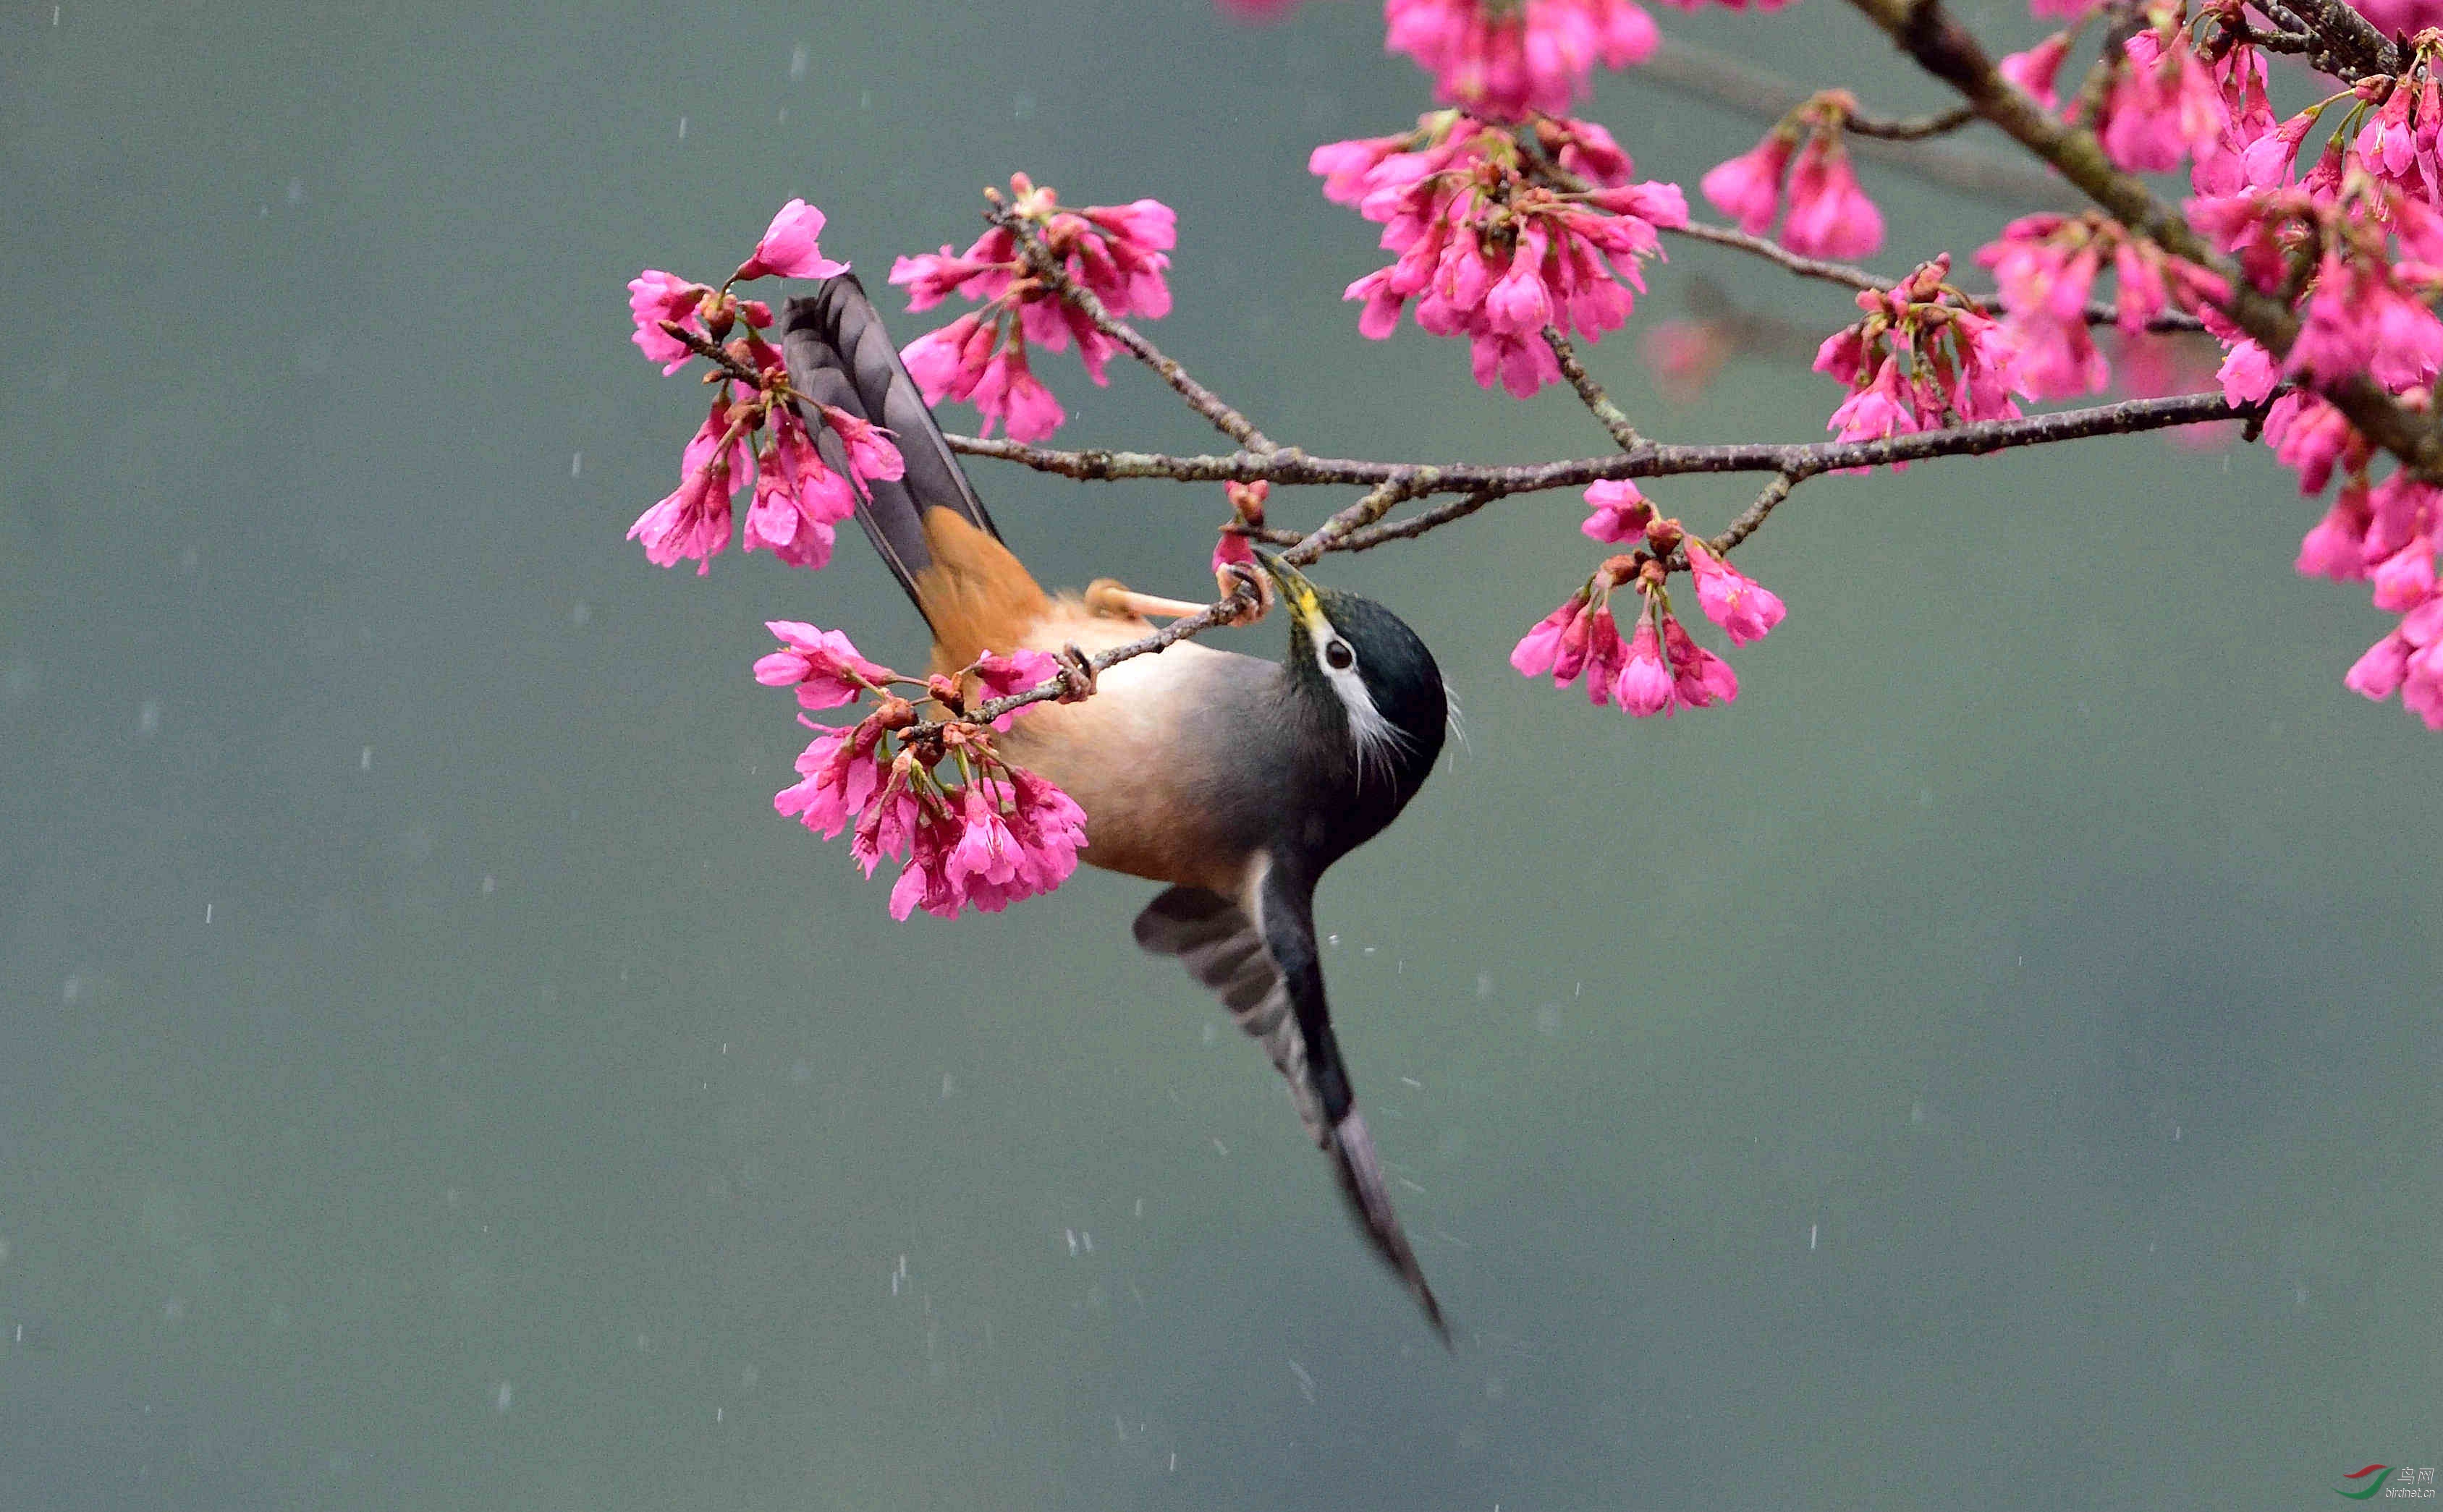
[
  {"xmin": 1511, "ymin": 592, "xmax": 1589, "ymax": 676},
  {"xmin": 1826, "ymin": 354, "xmax": 1923, "ymax": 446},
  {"xmin": 886, "ymin": 177, "xmax": 1177, "ymax": 441},
  {"xmin": 1700, "ymin": 132, "xmax": 1795, "ymax": 237},
  {"xmin": 2296, "ymin": 484, "xmax": 2374, "ymax": 581},
  {"xmin": 2099, "ymin": 22, "xmax": 2227, "ymax": 175},
  {"xmin": 968, "ymin": 649, "xmax": 1063, "ymax": 729},
  {"xmin": 1661, "ymin": 614, "xmax": 1739, "ymax": 707},
  {"xmin": 813, "ymin": 404, "xmax": 907, "ymax": 496},
  {"xmin": 775, "ymin": 722, "xmax": 884, "ymax": 840},
  {"xmin": 1642, "ymin": 319, "xmax": 1732, "ymax": 399},
  {"xmin": 1685, "ymin": 542, "xmax": 1787, "ymax": 645},
  {"xmin": 1317, "ymin": 114, "xmax": 1682, "ymax": 396},
  {"xmin": 1580, "ymin": 605, "xmax": 1628, "ymax": 705},
  {"xmin": 1613, "ymin": 614, "xmax": 1676, "ymax": 715},
  {"xmin": 734, "ymin": 198, "xmax": 850, "ymax": 282},
  {"xmin": 1583, "ymin": 480, "xmax": 1655, "ymax": 542},
  {"xmin": 1998, "ymin": 31, "xmax": 2072, "ymax": 111},
  {"xmin": 628, "ymin": 270, "xmax": 709, "ymax": 373},
  {"xmin": 2263, "ymin": 392, "xmax": 2363, "ymax": 496},
  {"xmin": 742, "ymin": 409, "xmax": 855, "ymax": 569},
  {"xmin": 629, "ymin": 403, "xmax": 752, "ymax": 574},
  {"xmin": 755, "ymin": 621, "xmax": 891, "ymax": 709},
  {"xmin": 1780, "ymin": 135, "xmax": 1883, "ymax": 259}
]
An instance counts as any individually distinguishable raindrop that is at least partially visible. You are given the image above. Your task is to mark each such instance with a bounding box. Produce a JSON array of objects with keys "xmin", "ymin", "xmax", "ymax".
[
  {"xmin": 1475, "ymin": 972, "xmax": 1494, "ymax": 998},
  {"xmin": 858, "ymin": 90, "xmax": 871, "ymax": 109},
  {"xmin": 493, "ymin": 1381, "xmax": 512, "ymax": 1413},
  {"xmin": 359, "ymin": 746, "xmax": 373, "ymax": 770},
  {"xmin": 1199, "ymin": 1022, "xmax": 1216, "ymax": 1045},
  {"xmin": 1909, "ymin": 1100, "xmax": 1925, "ymax": 1125},
  {"xmin": 677, "ymin": 116, "xmax": 687, "ymax": 139},
  {"xmin": 136, "ymin": 700, "xmax": 160, "ymax": 737},
  {"xmin": 480, "ymin": 875, "xmax": 496, "ymax": 896},
  {"xmin": 285, "ymin": 177, "xmax": 305, "ymax": 205},
  {"xmin": 788, "ymin": 43, "xmax": 808, "ymax": 79},
  {"xmin": 570, "ymin": 602, "xmax": 591, "ymax": 627},
  {"xmin": 570, "ymin": 451, "xmax": 583, "ymax": 478},
  {"xmin": 1808, "ymin": 1223, "xmax": 1819, "ymax": 1251},
  {"xmin": 1012, "ymin": 93, "xmax": 1034, "ymax": 119}
]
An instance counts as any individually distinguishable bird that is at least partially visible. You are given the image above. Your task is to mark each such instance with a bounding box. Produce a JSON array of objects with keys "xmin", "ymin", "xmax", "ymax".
[{"xmin": 782, "ymin": 273, "xmax": 1453, "ymax": 1338}]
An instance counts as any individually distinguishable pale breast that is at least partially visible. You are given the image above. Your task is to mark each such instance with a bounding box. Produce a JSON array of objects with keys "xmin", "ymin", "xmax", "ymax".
[{"xmin": 994, "ymin": 602, "xmax": 1282, "ymax": 892}]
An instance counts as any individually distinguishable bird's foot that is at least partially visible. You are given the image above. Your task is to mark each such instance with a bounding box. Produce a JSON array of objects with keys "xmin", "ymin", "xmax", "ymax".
[
  {"xmin": 1216, "ymin": 561, "xmax": 1271, "ymax": 624},
  {"xmin": 1054, "ymin": 644, "xmax": 1097, "ymax": 702}
]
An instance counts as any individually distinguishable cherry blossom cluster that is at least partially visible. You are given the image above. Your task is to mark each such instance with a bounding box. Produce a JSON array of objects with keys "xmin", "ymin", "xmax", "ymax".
[
  {"xmin": 625, "ymin": 200, "xmax": 909, "ymax": 575},
  {"xmin": 1700, "ymin": 90, "xmax": 1887, "ymax": 260},
  {"xmin": 1974, "ymin": 213, "xmax": 2227, "ymax": 399},
  {"xmin": 1510, "ymin": 483, "xmax": 1785, "ymax": 715},
  {"xmin": 758, "ymin": 622, "xmax": 1091, "ymax": 917},
  {"xmin": 1315, "ymin": 111, "xmax": 1687, "ymax": 396},
  {"xmin": 889, "ymin": 174, "xmax": 1176, "ymax": 443},
  {"xmin": 1813, "ymin": 255, "xmax": 2020, "ymax": 456},
  {"xmin": 1382, "ymin": 0, "xmax": 1659, "ymax": 121}
]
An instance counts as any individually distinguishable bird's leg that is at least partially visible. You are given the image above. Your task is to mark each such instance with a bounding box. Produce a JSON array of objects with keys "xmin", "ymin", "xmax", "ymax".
[
  {"xmin": 1054, "ymin": 643, "xmax": 1097, "ymax": 702},
  {"xmin": 1085, "ymin": 578, "xmax": 1211, "ymax": 621}
]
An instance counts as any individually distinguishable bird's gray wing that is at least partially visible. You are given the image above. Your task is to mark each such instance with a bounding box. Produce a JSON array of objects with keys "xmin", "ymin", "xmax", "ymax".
[
  {"xmin": 1133, "ymin": 882, "xmax": 1448, "ymax": 1341},
  {"xmin": 781, "ymin": 273, "xmax": 1001, "ymax": 614}
]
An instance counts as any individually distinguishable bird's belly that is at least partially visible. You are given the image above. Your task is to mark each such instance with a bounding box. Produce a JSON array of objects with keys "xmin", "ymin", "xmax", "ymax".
[{"xmin": 996, "ymin": 616, "xmax": 1262, "ymax": 893}]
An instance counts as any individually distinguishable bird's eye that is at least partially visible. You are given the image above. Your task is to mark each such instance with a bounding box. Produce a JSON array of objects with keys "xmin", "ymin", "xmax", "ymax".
[{"xmin": 1324, "ymin": 639, "xmax": 1355, "ymax": 671}]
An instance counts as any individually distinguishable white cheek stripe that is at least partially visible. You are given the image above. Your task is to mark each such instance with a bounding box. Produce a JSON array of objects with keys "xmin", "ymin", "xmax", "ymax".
[{"xmin": 1311, "ymin": 628, "xmax": 1407, "ymax": 791}]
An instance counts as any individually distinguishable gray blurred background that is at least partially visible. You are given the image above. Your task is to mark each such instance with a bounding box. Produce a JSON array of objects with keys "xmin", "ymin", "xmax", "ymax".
[{"xmin": 3, "ymin": 0, "xmax": 2436, "ymax": 1507}]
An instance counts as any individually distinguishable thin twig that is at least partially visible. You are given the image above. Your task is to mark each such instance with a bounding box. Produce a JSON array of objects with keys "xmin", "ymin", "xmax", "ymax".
[
  {"xmin": 1711, "ymin": 472, "xmax": 1801, "ymax": 554},
  {"xmin": 1544, "ymin": 327, "xmax": 1643, "ymax": 450},
  {"xmin": 1284, "ymin": 476, "xmax": 1430, "ymax": 565},
  {"xmin": 990, "ymin": 206, "xmax": 1279, "ymax": 454},
  {"xmin": 947, "ymin": 389, "xmax": 2249, "ymax": 493},
  {"xmin": 664, "ymin": 322, "xmax": 763, "ymax": 388},
  {"xmin": 1665, "ymin": 217, "xmax": 2203, "ymax": 336},
  {"xmin": 1636, "ymin": 38, "xmax": 2083, "ymax": 207},
  {"xmin": 1336, "ymin": 490, "xmax": 1502, "ymax": 552},
  {"xmin": 1845, "ymin": 103, "xmax": 1978, "ymax": 140}
]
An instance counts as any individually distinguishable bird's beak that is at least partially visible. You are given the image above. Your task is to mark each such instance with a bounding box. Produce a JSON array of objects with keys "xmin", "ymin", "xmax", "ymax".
[{"xmin": 1256, "ymin": 551, "xmax": 1318, "ymax": 608}]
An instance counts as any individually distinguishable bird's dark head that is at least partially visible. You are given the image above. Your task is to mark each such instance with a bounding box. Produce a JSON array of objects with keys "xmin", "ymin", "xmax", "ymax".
[{"xmin": 1258, "ymin": 553, "xmax": 1447, "ymax": 801}]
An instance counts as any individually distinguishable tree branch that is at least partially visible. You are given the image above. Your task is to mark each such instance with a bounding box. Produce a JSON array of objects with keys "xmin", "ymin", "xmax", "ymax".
[
  {"xmin": 1845, "ymin": 0, "xmax": 2443, "ymax": 480},
  {"xmin": 990, "ymin": 205, "xmax": 1279, "ymax": 454},
  {"xmin": 947, "ymin": 389, "xmax": 2249, "ymax": 493},
  {"xmin": 1544, "ymin": 326, "xmax": 1643, "ymax": 449}
]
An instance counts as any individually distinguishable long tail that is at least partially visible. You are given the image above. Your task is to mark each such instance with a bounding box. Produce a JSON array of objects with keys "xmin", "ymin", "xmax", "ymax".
[{"xmin": 782, "ymin": 274, "xmax": 1002, "ymax": 620}]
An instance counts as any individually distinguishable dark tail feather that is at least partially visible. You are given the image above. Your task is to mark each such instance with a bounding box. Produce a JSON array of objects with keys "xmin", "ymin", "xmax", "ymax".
[
  {"xmin": 1135, "ymin": 885, "xmax": 1452, "ymax": 1345},
  {"xmin": 781, "ymin": 274, "xmax": 1001, "ymax": 616}
]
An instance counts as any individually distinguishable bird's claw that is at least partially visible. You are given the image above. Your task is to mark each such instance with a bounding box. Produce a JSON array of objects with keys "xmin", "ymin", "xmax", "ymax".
[
  {"xmin": 1218, "ymin": 561, "xmax": 1271, "ymax": 624},
  {"xmin": 1055, "ymin": 644, "xmax": 1097, "ymax": 702}
]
